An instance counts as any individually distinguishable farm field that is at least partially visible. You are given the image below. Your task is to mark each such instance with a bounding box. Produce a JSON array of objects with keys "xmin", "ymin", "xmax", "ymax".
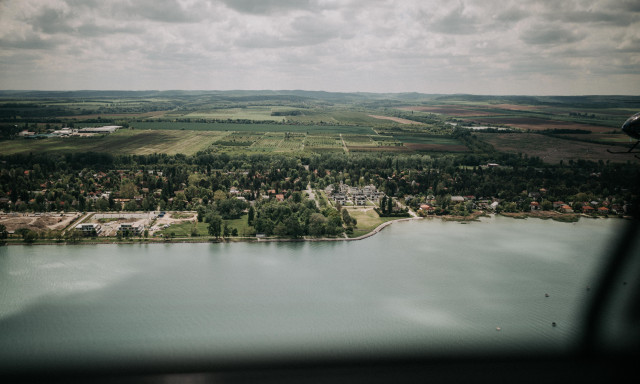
[
  {"xmin": 2, "ymin": 91, "xmax": 639, "ymax": 162},
  {"xmin": 477, "ymin": 132, "xmax": 630, "ymax": 164},
  {"xmin": 398, "ymin": 98, "xmax": 637, "ymax": 133},
  {"xmin": 0, "ymin": 130, "xmax": 228, "ymax": 156},
  {"xmin": 2, "ymin": 128, "xmax": 468, "ymax": 155}
]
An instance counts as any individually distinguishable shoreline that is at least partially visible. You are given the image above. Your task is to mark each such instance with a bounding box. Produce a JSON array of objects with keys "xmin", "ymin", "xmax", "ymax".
[{"xmin": 1, "ymin": 212, "xmax": 626, "ymax": 247}]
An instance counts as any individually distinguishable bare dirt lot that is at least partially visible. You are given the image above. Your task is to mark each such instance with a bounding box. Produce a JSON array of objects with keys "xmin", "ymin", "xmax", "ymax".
[{"xmin": 0, "ymin": 213, "xmax": 80, "ymax": 233}]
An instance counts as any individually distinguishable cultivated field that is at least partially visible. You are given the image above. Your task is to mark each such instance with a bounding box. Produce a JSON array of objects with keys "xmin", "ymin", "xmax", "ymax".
[
  {"xmin": 478, "ymin": 133, "xmax": 630, "ymax": 163},
  {"xmin": 3, "ymin": 91, "xmax": 639, "ymax": 161},
  {"xmin": 0, "ymin": 130, "xmax": 228, "ymax": 156}
]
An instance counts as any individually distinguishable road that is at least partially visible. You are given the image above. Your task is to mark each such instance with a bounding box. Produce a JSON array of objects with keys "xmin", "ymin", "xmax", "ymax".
[{"xmin": 306, "ymin": 183, "xmax": 320, "ymax": 208}]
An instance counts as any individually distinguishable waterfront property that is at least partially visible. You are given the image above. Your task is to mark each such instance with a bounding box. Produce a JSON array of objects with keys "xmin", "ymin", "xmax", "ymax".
[
  {"xmin": 75, "ymin": 223, "xmax": 101, "ymax": 235},
  {"xmin": 326, "ymin": 182, "xmax": 385, "ymax": 206}
]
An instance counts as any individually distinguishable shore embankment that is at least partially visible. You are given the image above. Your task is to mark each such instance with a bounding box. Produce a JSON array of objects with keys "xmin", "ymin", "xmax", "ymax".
[{"xmin": 1, "ymin": 212, "xmax": 624, "ymax": 246}]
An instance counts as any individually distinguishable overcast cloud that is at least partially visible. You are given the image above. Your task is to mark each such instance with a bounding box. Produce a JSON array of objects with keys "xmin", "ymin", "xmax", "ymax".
[{"xmin": 0, "ymin": 0, "xmax": 639, "ymax": 94}]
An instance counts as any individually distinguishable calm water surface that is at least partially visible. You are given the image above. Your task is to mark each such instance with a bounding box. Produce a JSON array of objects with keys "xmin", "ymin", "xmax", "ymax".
[{"xmin": 0, "ymin": 216, "xmax": 624, "ymax": 370}]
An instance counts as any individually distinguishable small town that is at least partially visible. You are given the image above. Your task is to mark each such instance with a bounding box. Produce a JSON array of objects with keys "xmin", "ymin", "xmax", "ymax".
[{"xmin": 0, "ymin": 156, "xmax": 631, "ymax": 244}]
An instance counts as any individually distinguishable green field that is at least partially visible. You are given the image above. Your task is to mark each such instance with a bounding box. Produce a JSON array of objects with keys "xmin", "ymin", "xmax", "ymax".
[
  {"xmin": 4, "ymin": 91, "xmax": 639, "ymax": 161},
  {"xmin": 345, "ymin": 208, "xmax": 397, "ymax": 238},
  {"xmin": 159, "ymin": 214, "xmax": 253, "ymax": 238},
  {"xmin": 131, "ymin": 121, "xmax": 376, "ymax": 135}
]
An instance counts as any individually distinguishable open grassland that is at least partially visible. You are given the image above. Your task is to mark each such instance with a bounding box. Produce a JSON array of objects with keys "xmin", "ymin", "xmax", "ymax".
[{"xmin": 477, "ymin": 132, "xmax": 634, "ymax": 164}]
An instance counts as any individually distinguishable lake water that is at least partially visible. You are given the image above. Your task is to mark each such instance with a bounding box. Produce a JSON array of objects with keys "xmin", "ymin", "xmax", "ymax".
[{"xmin": 0, "ymin": 216, "xmax": 625, "ymax": 371}]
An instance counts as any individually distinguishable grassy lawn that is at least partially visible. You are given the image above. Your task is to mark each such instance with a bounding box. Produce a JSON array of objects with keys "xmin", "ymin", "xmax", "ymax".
[
  {"xmin": 189, "ymin": 214, "xmax": 253, "ymax": 237},
  {"xmin": 345, "ymin": 208, "xmax": 397, "ymax": 238}
]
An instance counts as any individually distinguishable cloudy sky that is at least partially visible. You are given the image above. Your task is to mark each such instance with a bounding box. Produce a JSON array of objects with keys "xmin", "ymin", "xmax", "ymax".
[{"xmin": 1, "ymin": 0, "xmax": 639, "ymax": 94}]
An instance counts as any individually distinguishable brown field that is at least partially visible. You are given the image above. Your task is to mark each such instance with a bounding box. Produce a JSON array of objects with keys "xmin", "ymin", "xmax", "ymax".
[
  {"xmin": 558, "ymin": 133, "xmax": 630, "ymax": 143},
  {"xmin": 368, "ymin": 115, "xmax": 423, "ymax": 124},
  {"xmin": 472, "ymin": 117, "xmax": 611, "ymax": 133},
  {"xmin": 478, "ymin": 133, "xmax": 637, "ymax": 164},
  {"xmin": 0, "ymin": 213, "xmax": 80, "ymax": 233},
  {"xmin": 403, "ymin": 143, "xmax": 469, "ymax": 152},
  {"xmin": 348, "ymin": 145, "xmax": 409, "ymax": 152}
]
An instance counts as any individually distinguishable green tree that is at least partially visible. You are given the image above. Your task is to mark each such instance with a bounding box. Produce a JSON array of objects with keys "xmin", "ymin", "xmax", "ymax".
[
  {"xmin": 308, "ymin": 213, "xmax": 327, "ymax": 236},
  {"xmin": 120, "ymin": 180, "xmax": 138, "ymax": 199},
  {"xmin": 248, "ymin": 205, "xmax": 255, "ymax": 225},
  {"xmin": 22, "ymin": 229, "xmax": 38, "ymax": 244},
  {"xmin": 207, "ymin": 213, "xmax": 222, "ymax": 238}
]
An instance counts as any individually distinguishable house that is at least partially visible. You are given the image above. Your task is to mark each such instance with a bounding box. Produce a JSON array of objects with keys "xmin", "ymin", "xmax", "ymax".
[
  {"xmin": 77, "ymin": 126, "xmax": 121, "ymax": 134},
  {"xmin": 275, "ymin": 194, "xmax": 285, "ymax": 202},
  {"xmin": 560, "ymin": 205, "xmax": 573, "ymax": 213},
  {"xmin": 530, "ymin": 201, "xmax": 540, "ymax": 211},
  {"xmin": 597, "ymin": 207, "xmax": 610, "ymax": 215},
  {"xmin": 553, "ymin": 201, "xmax": 565, "ymax": 209},
  {"xmin": 582, "ymin": 205, "xmax": 595, "ymax": 214},
  {"xmin": 51, "ymin": 127, "xmax": 74, "ymax": 136},
  {"xmin": 451, "ymin": 196, "xmax": 465, "ymax": 203},
  {"xmin": 419, "ymin": 204, "xmax": 435, "ymax": 214}
]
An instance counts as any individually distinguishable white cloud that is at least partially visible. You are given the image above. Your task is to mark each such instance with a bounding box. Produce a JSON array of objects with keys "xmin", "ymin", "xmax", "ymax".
[{"xmin": 0, "ymin": 0, "xmax": 638, "ymax": 94}]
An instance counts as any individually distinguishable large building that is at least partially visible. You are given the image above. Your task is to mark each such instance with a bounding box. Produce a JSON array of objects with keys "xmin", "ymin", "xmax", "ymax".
[
  {"xmin": 75, "ymin": 223, "xmax": 101, "ymax": 235},
  {"xmin": 77, "ymin": 126, "xmax": 121, "ymax": 134}
]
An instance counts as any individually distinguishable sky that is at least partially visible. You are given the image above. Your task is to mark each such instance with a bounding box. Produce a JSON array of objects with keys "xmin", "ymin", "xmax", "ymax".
[{"xmin": 0, "ymin": 0, "xmax": 639, "ymax": 95}]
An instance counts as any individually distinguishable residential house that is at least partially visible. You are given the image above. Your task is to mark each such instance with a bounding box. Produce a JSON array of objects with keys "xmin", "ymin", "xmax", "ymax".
[
  {"xmin": 560, "ymin": 204, "xmax": 573, "ymax": 213},
  {"xmin": 419, "ymin": 204, "xmax": 435, "ymax": 214},
  {"xmin": 582, "ymin": 205, "xmax": 595, "ymax": 214}
]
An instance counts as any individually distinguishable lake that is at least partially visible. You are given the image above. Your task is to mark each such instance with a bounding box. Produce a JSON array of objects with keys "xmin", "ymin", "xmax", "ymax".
[{"xmin": 0, "ymin": 216, "xmax": 625, "ymax": 371}]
